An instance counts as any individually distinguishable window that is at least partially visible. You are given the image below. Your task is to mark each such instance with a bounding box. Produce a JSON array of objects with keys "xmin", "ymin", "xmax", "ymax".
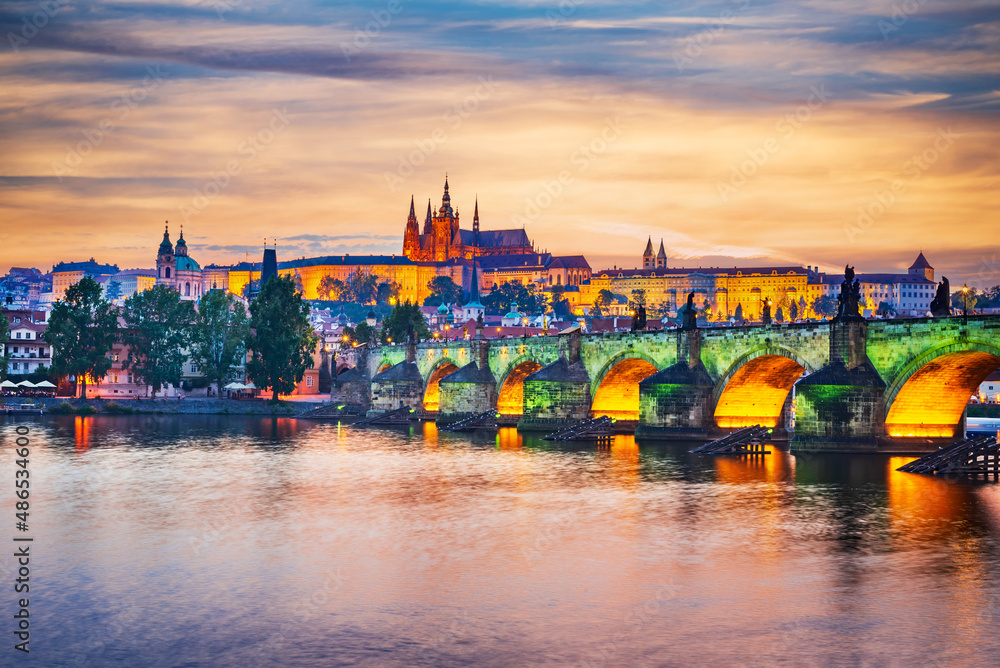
[
  {"xmin": 11, "ymin": 362, "xmax": 18, "ymax": 370},
  {"xmin": 185, "ymin": 283, "xmax": 191, "ymax": 296},
  {"xmin": 12, "ymin": 347, "xmax": 17, "ymax": 353},
  {"xmin": 190, "ymin": 364, "xmax": 198, "ymax": 373},
  {"xmin": 306, "ymin": 375, "xmax": 313, "ymax": 387},
  {"xmin": 15, "ymin": 332, "xmax": 21, "ymax": 339},
  {"xmin": 165, "ymin": 267, "xmax": 171, "ymax": 278}
]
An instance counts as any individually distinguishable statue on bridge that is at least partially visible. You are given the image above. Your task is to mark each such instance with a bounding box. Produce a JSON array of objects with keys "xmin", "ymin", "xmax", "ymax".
[
  {"xmin": 761, "ymin": 297, "xmax": 772, "ymax": 325},
  {"xmin": 835, "ymin": 265, "xmax": 863, "ymax": 321},
  {"xmin": 930, "ymin": 276, "xmax": 951, "ymax": 316},
  {"xmin": 682, "ymin": 292, "xmax": 697, "ymax": 330}
]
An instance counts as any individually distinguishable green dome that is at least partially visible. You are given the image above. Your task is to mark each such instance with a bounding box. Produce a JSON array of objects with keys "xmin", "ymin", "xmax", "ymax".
[
  {"xmin": 175, "ymin": 255, "xmax": 200, "ymax": 271},
  {"xmin": 437, "ymin": 302, "xmax": 449, "ymax": 313}
]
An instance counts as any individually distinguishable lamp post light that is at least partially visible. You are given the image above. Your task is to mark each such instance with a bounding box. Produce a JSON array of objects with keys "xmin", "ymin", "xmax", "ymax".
[
  {"xmin": 522, "ymin": 317, "xmax": 528, "ymax": 339},
  {"xmin": 962, "ymin": 284, "xmax": 970, "ymax": 319}
]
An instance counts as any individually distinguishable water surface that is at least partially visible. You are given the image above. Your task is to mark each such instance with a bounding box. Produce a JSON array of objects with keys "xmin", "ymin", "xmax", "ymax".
[{"xmin": 3, "ymin": 415, "xmax": 1000, "ymax": 667}]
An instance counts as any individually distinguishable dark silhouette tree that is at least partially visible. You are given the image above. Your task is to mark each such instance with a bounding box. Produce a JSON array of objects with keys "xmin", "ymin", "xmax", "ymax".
[
  {"xmin": 122, "ymin": 284, "xmax": 195, "ymax": 396},
  {"xmin": 246, "ymin": 275, "xmax": 319, "ymax": 402},
  {"xmin": 190, "ymin": 289, "xmax": 250, "ymax": 394},
  {"xmin": 45, "ymin": 276, "xmax": 119, "ymax": 398}
]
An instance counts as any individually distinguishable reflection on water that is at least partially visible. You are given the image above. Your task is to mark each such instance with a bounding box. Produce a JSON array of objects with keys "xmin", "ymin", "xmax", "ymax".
[{"xmin": 3, "ymin": 415, "xmax": 1000, "ymax": 667}]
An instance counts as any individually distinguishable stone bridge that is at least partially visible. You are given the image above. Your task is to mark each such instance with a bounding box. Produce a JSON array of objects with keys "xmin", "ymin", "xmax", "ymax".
[{"xmin": 333, "ymin": 315, "xmax": 1000, "ymax": 452}]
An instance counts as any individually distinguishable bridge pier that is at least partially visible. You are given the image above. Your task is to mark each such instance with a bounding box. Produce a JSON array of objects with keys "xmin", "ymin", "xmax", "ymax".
[
  {"xmin": 792, "ymin": 319, "xmax": 887, "ymax": 452},
  {"xmin": 437, "ymin": 342, "xmax": 497, "ymax": 425},
  {"xmin": 636, "ymin": 329, "xmax": 714, "ymax": 439},
  {"xmin": 368, "ymin": 342, "xmax": 425, "ymax": 416}
]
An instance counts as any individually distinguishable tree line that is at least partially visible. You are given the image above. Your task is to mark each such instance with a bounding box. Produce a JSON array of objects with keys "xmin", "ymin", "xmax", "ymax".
[{"xmin": 39, "ymin": 275, "xmax": 317, "ymax": 402}]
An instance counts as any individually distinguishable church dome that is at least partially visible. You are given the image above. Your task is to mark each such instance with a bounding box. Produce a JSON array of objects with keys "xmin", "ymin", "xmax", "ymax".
[{"xmin": 437, "ymin": 302, "xmax": 449, "ymax": 314}]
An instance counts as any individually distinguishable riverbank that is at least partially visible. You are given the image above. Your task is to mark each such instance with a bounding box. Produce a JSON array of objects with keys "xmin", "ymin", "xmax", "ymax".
[{"xmin": 4, "ymin": 397, "xmax": 327, "ymax": 416}]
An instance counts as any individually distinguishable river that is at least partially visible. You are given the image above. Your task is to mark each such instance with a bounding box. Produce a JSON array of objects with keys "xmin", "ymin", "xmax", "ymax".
[{"xmin": 3, "ymin": 415, "xmax": 1000, "ymax": 666}]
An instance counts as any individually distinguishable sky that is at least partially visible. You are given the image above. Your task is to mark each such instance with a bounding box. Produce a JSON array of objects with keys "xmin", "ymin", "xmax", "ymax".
[{"xmin": 0, "ymin": 0, "xmax": 998, "ymax": 285}]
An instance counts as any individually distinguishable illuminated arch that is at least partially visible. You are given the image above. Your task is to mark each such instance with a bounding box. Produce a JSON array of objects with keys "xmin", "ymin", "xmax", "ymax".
[
  {"xmin": 590, "ymin": 352, "xmax": 659, "ymax": 420},
  {"xmin": 884, "ymin": 340, "xmax": 1000, "ymax": 438},
  {"xmin": 423, "ymin": 359, "xmax": 460, "ymax": 412},
  {"xmin": 375, "ymin": 359, "xmax": 393, "ymax": 374},
  {"xmin": 713, "ymin": 347, "xmax": 812, "ymax": 429},
  {"xmin": 496, "ymin": 357, "xmax": 543, "ymax": 415}
]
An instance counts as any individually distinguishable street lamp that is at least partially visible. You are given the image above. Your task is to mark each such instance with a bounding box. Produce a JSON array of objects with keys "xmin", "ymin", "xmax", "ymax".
[
  {"xmin": 522, "ymin": 317, "xmax": 528, "ymax": 339},
  {"xmin": 962, "ymin": 284, "xmax": 969, "ymax": 318}
]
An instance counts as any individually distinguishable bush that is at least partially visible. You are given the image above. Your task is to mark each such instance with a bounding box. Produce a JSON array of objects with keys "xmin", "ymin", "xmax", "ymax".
[
  {"xmin": 181, "ymin": 380, "xmax": 193, "ymax": 392},
  {"xmin": 76, "ymin": 404, "xmax": 97, "ymax": 415},
  {"xmin": 51, "ymin": 402, "xmax": 76, "ymax": 414},
  {"xmin": 102, "ymin": 401, "xmax": 134, "ymax": 414},
  {"xmin": 190, "ymin": 376, "xmax": 210, "ymax": 389}
]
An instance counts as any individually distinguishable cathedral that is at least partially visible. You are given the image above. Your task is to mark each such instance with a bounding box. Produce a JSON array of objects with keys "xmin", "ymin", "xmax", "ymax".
[{"xmin": 402, "ymin": 177, "xmax": 534, "ymax": 261}]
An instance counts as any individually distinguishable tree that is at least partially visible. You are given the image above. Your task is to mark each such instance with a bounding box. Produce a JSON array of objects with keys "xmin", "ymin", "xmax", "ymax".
[
  {"xmin": 483, "ymin": 281, "xmax": 540, "ymax": 315},
  {"xmin": 733, "ymin": 303, "xmax": 743, "ymax": 322},
  {"xmin": 105, "ymin": 280, "xmax": 122, "ymax": 301},
  {"xmin": 380, "ymin": 301, "xmax": 431, "ymax": 344},
  {"xmin": 424, "ymin": 276, "xmax": 464, "ymax": 307},
  {"xmin": 318, "ymin": 274, "xmax": 345, "ymax": 301},
  {"xmin": 775, "ymin": 307, "xmax": 784, "ymax": 323},
  {"xmin": 190, "ymin": 289, "xmax": 250, "ymax": 394},
  {"xmin": 812, "ymin": 294, "xmax": 838, "ymax": 318},
  {"xmin": 246, "ymin": 275, "xmax": 319, "ymax": 402},
  {"xmin": 549, "ymin": 285, "xmax": 572, "ymax": 319},
  {"xmin": 376, "ymin": 280, "xmax": 401, "ymax": 305},
  {"xmin": 952, "ymin": 288, "xmax": 978, "ymax": 313},
  {"xmin": 45, "ymin": 276, "xmax": 119, "ymax": 398},
  {"xmin": 789, "ymin": 300, "xmax": 798, "ymax": 321},
  {"xmin": 345, "ymin": 270, "xmax": 379, "ymax": 304},
  {"xmin": 353, "ymin": 321, "xmax": 378, "ymax": 345},
  {"xmin": 122, "ymin": 284, "xmax": 195, "ymax": 396},
  {"xmin": 631, "ymin": 289, "xmax": 647, "ymax": 307}
]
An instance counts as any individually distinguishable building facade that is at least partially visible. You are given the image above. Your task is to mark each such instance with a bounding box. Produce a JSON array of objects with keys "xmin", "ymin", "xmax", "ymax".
[{"xmin": 156, "ymin": 223, "xmax": 204, "ymax": 301}]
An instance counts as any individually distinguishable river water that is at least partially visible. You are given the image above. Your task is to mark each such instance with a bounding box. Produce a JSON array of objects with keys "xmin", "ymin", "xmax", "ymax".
[{"xmin": 3, "ymin": 415, "xmax": 1000, "ymax": 667}]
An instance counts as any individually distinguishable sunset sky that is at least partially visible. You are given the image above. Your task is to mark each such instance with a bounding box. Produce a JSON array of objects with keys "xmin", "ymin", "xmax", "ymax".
[{"xmin": 1, "ymin": 0, "xmax": 998, "ymax": 285}]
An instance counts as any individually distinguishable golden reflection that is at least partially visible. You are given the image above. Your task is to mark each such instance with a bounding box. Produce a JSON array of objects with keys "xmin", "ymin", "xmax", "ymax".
[
  {"xmin": 888, "ymin": 457, "xmax": 967, "ymax": 531},
  {"xmin": 421, "ymin": 421, "xmax": 439, "ymax": 446},
  {"xmin": 423, "ymin": 363, "xmax": 459, "ymax": 412},
  {"xmin": 714, "ymin": 449, "xmax": 793, "ymax": 484},
  {"xmin": 885, "ymin": 351, "xmax": 1000, "ymax": 438},
  {"xmin": 497, "ymin": 361, "xmax": 542, "ymax": 415},
  {"xmin": 715, "ymin": 355, "xmax": 804, "ymax": 428},
  {"xmin": 591, "ymin": 359, "xmax": 658, "ymax": 420},
  {"xmin": 496, "ymin": 427, "xmax": 524, "ymax": 450},
  {"xmin": 74, "ymin": 415, "xmax": 92, "ymax": 451}
]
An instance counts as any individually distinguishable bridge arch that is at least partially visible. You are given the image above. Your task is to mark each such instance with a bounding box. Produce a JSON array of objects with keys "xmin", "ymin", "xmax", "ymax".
[
  {"xmin": 374, "ymin": 359, "xmax": 393, "ymax": 375},
  {"xmin": 423, "ymin": 358, "xmax": 460, "ymax": 412},
  {"xmin": 884, "ymin": 340, "xmax": 1000, "ymax": 438},
  {"xmin": 713, "ymin": 346, "xmax": 814, "ymax": 429},
  {"xmin": 496, "ymin": 356, "xmax": 544, "ymax": 416},
  {"xmin": 590, "ymin": 351, "xmax": 659, "ymax": 420}
]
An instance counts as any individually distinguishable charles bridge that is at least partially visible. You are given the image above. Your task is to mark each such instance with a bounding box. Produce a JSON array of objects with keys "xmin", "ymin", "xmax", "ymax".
[{"xmin": 331, "ymin": 314, "xmax": 1000, "ymax": 452}]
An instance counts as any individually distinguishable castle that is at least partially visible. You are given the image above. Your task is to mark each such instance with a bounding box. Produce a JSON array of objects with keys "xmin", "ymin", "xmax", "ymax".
[{"xmin": 403, "ymin": 177, "xmax": 534, "ymax": 261}]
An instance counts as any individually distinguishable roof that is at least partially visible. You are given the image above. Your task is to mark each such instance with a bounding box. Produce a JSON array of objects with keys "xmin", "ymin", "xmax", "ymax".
[
  {"xmin": 909, "ymin": 252, "xmax": 933, "ymax": 270},
  {"xmin": 51, "ymin": 260, "xmax": 119, "ymax": 275},
  {"xmin": 278, "ymin": 255, "xmax": 415, "ymax": 269},
  {"xmin": 371, "ymin": 361, "xmax": 423, "ymax": 382},
  {"xmin": 548, "ymin": 255, "xmax": 591, "ymax": 270},
  {"xmin": 478, "ymin": 253, "xmax": 551, "ymax": 270},
  {"xmin": 594, "ymin": 266, "xmax": 807, "ymax": 279},
  {"xmin": 439, "ymin": 361, "xmax": 496, "ymax": 384},
  {"xmin": 458, "ymin": 228, "xmax": 531, "ymax": 248},
  {"xmin": 857, "ymin": 273, "xmax": 934, "ymax": 285},
  {"xmin": 524, "ymin": 357, "xmax": 591, "ymax": 382}
]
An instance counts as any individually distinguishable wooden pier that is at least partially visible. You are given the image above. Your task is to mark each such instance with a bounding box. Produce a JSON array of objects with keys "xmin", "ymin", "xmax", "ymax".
[
  {"xmin": 440, "ymin": 410, "xmax": 499, "ymax": 432},
  {"xmin": 690, "ymin": 426, "xmax": 771, "ymax": 455},
  {"xmin": 897, "ymin": 434, "xmax": 1000, "ymax": 478},
  {"xmin": 353, "ymin": 406, "xmax": 417, "ymax": 427},
  {"xmin": 543, "ymin": 416, "xmax": 616, "ymax": 444}
]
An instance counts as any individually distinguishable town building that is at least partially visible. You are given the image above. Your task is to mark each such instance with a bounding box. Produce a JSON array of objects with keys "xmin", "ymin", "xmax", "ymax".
[
  {"xmin": 805, "ymin": 253, "xmax": 938, "ymax": 317},
  {"xmin": 2, "ymin": 309, "xmax": 51, "ymax": 377},
  {"xmin": 50, "ymin": 259, "xmax": 119, "ymax": 301}
]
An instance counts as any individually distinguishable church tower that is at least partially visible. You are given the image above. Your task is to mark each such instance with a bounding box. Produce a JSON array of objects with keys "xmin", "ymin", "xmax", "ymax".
[
  {"xmin": 473, "ymin": 197, "xmax": 480, "ymax": 238},
  {"xmin": 642, "ymin": 237, "xmax": 654, "ymax": 269},
  {"xmin": 403, "ymin": 195, "xmax": 420, "ymax": 258},
  {"xmin": 656, "ymin": 239, "xmax": 667, "ymax": 269},
  {"xmin": 156, "ymin": 221, "xmax": 175, "ymax": 286},
  {"xmin": 432, "ymin": 176, "xmax": 459, "ymax": 261},
  {"xmin": 908, "ymin": 251, "xmax": 934, "ymax": 282}
]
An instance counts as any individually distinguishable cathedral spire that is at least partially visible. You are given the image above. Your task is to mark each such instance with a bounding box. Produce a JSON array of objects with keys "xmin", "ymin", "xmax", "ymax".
[
  {"xmin": 407, "ymin": 195, "xmax": 417, "ymax": 223},
  {"xmin": 473, "ymin": 196, "xmax": 479, "ymax": 237},
  {"xmin": 424, "ymin": 199, "xmax": 433, "ymax": 234},
  {"xmin": 440, "ymin": 174, "xmax": 453, "ymax": 215}
]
